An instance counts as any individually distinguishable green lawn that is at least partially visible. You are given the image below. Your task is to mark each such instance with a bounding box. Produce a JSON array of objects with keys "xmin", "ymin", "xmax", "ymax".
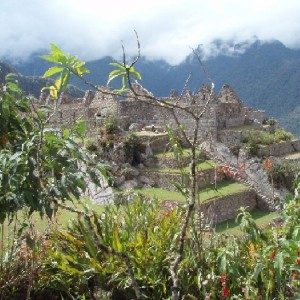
[
  {"xmin": 155, "ymin": 148, "xmax": 202, "ymax": 159},
  {"xmin": 283, "ymin": 152, "xmax": 300, "ymax": 159},
  {"xmin": 147, "ymin": 160, "xmax": 217, "ymax": 174},
  {"xmin": 134, "ymin": 180, "xmax": 250, "ymax": 203},
  {"xmin": 0, "ymin": 198, "xmax": 109, "ymax": 246},
  {"xmin": 221, "ymin": 125, "xmax": 264, "ymax": 131},
  {"xmin": 215, "ymin": 209, "xmax": 279, "ymax": 235}
]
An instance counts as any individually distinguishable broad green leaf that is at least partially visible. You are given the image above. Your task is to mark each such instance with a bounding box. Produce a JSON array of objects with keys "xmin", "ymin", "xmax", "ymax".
[
  {"xmin": 43, "ymin": 66, "xmax": 64, "ymax": 78},
  {"xmin": 50, "ymin": 43, "xmax": 65, "ymax": 56},
  {"xmin": 109, "ymin": 62, "xmax": 126, "ymax": 70},
  {"xmin": 274, "ymin": 252, "xmax": 284, "ymax": 275},
  {"xmin": 50, "ymin": 86, "xmax": 58, "ymax": 99},
  {"xmin": 6, "ymin": 82, "xmax": 21, "ymax": 93},
  {"xmin": 253, "ymin": 262, "xmax": 262, "ymax": 280},
  {"xmin": 73, "ymin": 119, "xmax": 87, "ymax": 136},
  {"xmin": 112, "ymin": 222, "xmax": 122, "ymax": 251},
  {"xmin": 107, "ymin": 71, "xmax": 125, "ymax": 85},
  {"xmin": 63, "ymin": 128, "xmax": 71, "ymax": 139},
  {"xmin": 40, "ymin": 54, "xmax": 61, "ymax": 63}
]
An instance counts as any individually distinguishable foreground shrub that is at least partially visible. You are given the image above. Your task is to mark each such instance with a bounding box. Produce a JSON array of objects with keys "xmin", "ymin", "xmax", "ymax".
[{"xmin": 29, "ymin": 192, "xmax": 300, "ymax": 299}]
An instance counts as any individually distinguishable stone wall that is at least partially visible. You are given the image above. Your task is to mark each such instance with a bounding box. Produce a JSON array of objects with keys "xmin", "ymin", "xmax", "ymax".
[
  {"xmin": 44, "ymin": 84, "xmax": 266, "ymax": 145},
  {"xmin": 244, "ymin": 107, "xmax": 266, "ymax": 124},
  {"xmin": 258, "ymin": 139, "xmax": 300, "ymax": 157},
  {"xmin": 200, "ymin": 189, "xmax": 256, "ymax": 224},
  {"xmin": 216, "ymin": 103, "xmax": 245, "ymax": 128},
  {"xmin": 217, "ymin": 129, "xmax": 244, "ymax": 145},
  {"xmin": 144, "ymin": 169, "xmax": 224, "ymax": 191}
]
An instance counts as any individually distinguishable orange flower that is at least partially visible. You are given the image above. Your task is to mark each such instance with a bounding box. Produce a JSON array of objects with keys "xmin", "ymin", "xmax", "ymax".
[
  {"xmin": 263, "ymin": 157, "xmax": 272, "ymax": 170},
  {"xmin": 239, "ymin": 163, "xmax": 245, "ymax": 171}
]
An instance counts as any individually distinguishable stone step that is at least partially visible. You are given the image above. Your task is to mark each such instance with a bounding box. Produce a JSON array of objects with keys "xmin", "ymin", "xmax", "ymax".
[{"xmin": 203, "ymin": 149, "xmax": 277, "ymax": 211}]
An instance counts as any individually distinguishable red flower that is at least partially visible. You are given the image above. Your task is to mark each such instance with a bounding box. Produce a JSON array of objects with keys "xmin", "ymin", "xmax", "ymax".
[
  {"xmin": 222, "ymin": 286, "xmax": 229, "ymax": 297},
  {"xmin": 292, "ymin": 270, "xmax": 299, "ymax": 280},
  {"xmin": 271, "ymin": 250, "xmax": 276, "ymax": 261},
  {"xmin": 296, "ymin": 258, "xmax": 300, "ymax": 265}
]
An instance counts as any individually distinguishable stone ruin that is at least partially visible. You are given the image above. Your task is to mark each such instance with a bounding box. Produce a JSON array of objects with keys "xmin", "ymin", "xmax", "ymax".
[
  {"xmin": 40, "ymin": 84, "xmax": 299, "ymax": 214},
  {"xmin": 41, "ymin": 83, "xmax": 266, "ymax": 142}
]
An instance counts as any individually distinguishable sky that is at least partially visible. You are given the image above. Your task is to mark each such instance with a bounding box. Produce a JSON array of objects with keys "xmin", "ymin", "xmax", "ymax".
[{"xmin": 1, "ymin": 0, "xmax": 300, "ymax": 65}]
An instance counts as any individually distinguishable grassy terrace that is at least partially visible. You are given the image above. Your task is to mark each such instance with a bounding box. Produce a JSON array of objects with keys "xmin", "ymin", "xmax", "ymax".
[
  {"xmin": 134, "ymin": 131, "xmax": 168, "ymax": 137},
  {"xmin": 155, "ymin": 148, "xmax": 202, "ymax": 158},
  {"xmin": 283, "ymin": 151, "xmax": 300, "ymax": 159},
  {"xmin": 1, "ymin": 198, "xmax": 110, "ymax": 236},
  {"xmin": 216, "ymin": 209, "xmax": 278, "ymax": 235},
  {"xmin": 147, "ymin": 160, "xmax": 217, "ymax": 174},
  {"xmin": 221, "ymin": 124, "xmax": 264, "ymax": 131},
  {"xmin": 133, "ymin": 180, "xmax": 250, "ymax": 203}
]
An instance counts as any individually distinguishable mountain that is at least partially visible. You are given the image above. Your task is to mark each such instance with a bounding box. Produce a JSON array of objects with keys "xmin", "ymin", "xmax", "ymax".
[
  {"xmin": 3, "ymin": 39, "xmax": 300, "ymax": 135},
  {"xmin": 0, "ymin": 61, "xmax": 84, "ymax": 98}
]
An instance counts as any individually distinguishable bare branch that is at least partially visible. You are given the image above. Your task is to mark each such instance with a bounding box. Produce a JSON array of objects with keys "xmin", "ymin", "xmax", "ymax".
[
  {"xmin": 175, "ymin": 72, "xmax": 192, "ymax": 105},
  {"xmin": 190, "ymin": 47, "xmax": 214, "ymax": 92}
]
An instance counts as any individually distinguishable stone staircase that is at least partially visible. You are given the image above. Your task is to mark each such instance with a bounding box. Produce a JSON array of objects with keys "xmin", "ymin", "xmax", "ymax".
[{"xmin": 201, "ymin": 141, "xmax": 286, "ymax": 211}]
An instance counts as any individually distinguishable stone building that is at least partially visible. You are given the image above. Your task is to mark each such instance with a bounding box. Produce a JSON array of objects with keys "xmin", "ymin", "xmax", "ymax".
[{"xmin": 44, "ymin": 84, "xmax": 266, "ymax": 141}]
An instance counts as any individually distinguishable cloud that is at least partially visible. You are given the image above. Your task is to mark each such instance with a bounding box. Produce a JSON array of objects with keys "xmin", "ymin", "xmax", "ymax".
[{"xmin": 1, "ymin": 0, "xmax": 300, "ymax": 64}]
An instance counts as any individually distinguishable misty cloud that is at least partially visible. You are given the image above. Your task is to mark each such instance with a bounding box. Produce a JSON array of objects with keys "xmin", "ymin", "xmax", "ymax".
[{"xmin": 1, "ymin": 0, "xmax": 300, "ymax": 64}]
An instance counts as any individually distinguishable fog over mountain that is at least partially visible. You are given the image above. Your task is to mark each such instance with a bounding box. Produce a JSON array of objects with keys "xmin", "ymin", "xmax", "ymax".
[{"xmin": 2, "ymin": 39, "xmax": 300, "ymax": 136}]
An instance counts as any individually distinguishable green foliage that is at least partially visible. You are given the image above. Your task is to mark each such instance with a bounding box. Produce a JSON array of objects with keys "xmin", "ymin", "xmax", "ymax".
[
  {"xmin": 2, "ymin": 43, "xmax": 300, "ymax": 300},
  {"xmin": 244, "ymin": 129, "xmax": 293, "ymax": 146},
  {"xmin": 100, "ymin": 115, "xmax": 119, "ymax": 135},
  {"xmin": 107, "ymin": 62, "xmax": 142, "ymax": 94},
  {"xmin": 27, "ymin": 192, "xmax": 299, "ymax": 299},
  {"xmin": 265, "ymin": 118, "xmax": 277, "ymax": 126},
  {"xmin": 37, "ymin": 196, "xmax": 181, "ymax": 299},
  {"xmin": 0, "ymin": 74, "xmax": 105, "ymax": 223},
  {"xmin": 244, "ymin": 128, "xmax": 293, "ymax": 155},
  {"xmin": 268, "ymin": 160, "xmax": 300, "ymax": 190},
  {"xmin": 41, "ymin": 43, "xmax": 90, "ymax": 98}
]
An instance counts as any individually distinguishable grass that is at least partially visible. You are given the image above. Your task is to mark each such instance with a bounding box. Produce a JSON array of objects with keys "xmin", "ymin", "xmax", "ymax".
[
  {"xmin": 0, "ymin": 198, "xmax": 109, "ymax": 248},
  {"xmin": 155, "ymin": 148, "xmax": 203, "ymax": 159},
  {"xmin": 133, "ymin": 180, "xmax": 250, "ymax": 203},
  {"xmin": 215, "ymin": 209, "xmax": 279, "ymax": 235},
  {"xmin": 283, "ymin": 152, "xmax": 300, "ymax": 159},
  {"xmin": 134, "ymin": 131, "xmax": 168, "ymax": 137},
  {"xmin": 147, "ymin": 160, "xmax": 217, "ymax": 174},
  {"xmin": 222, "ymin": 125, "xmax": 263, "ymax": 131}
]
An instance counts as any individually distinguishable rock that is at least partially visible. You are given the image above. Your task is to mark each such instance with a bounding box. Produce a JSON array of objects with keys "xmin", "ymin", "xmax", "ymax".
[
  {"xmin": 145, "ymin": 140, "xmax": 153, "ymax": 157},
  {"xmin": 111, "ymin": 143, "xmax": 127, "ymax": 164},
  {"xmin": 129, "ymin": 123, "xmax": 144, "ymax": 132},
  {"xmin": 138, "ymin": 175, "xmax": 154, "ymax": 185},
  {"xmin": 114, "ymin": 175, "xmax": 125, "ymax": 187},
  {"xmin": 119, "ymin": 179, "xmax": 139, "ymax": 190}
]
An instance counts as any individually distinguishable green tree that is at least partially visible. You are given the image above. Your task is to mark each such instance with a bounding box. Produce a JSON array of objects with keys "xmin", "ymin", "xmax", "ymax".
[{"xmin": 0, "ymin": 72, "xmax": 106, "ymax": 222}]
